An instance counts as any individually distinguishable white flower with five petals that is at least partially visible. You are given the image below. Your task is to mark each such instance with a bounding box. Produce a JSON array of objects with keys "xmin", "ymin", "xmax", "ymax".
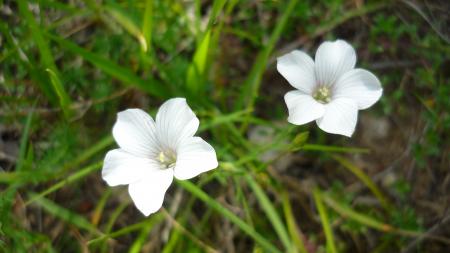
[
  {"xmin": 102, "ymin": 98, "xmax": 218, "ymax": 216},
  {"xmin": 277, "ymin": 40, "xmax": 383, "ymax": 137}
]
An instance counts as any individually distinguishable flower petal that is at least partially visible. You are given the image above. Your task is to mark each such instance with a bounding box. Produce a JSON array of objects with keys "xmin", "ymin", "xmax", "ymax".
[
  {"xmin": 102, "ymin": 149, "xmax": 160, "ymax": 186},
  {"xmin": 316, "ymin": 98, "xmax": 358, "ymax": 137},
  {"xmin": 277, "ymin": 50, "xmax": 316, "ymax": 94},
  {"xmin": 174, "ymin": 137, "xmax": 218, "ymax": 180},
  {"xmin": 112, "ymin": 109, "xmax": 159, "ymax": 158},
  {"xmin": 284, "ymin": 90, "xmax": 325, "ymax": 125},
  {"xmin": 315, "ymin": 40, "xmax": 356, "ymax": 87},
  {"xmin": 332, "ymin": 69, "xmax": 383, "ymax": 110},
  {"xmin": 156, "ymin": 98, "xmax": 199, "ymax": 150},
  {"xmin": 128, "ymin": 169, "xmax": 174, "ymax": 216}
]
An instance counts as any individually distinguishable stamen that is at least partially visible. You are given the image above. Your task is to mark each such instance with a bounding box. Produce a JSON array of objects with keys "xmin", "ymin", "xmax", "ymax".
[
  {"xmin": 313, "ymin": 86, "xmax": 332, "ymax": 103},
  {"xmin": 158, "ymin": 150, "xmax": 176, "ymax": 169}
]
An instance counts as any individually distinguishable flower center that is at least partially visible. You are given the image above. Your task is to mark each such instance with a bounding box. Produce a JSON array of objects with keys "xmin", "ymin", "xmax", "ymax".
[
  {"xmin": 157, "ymin": 150, "xmax": 176, "ymax": 169},
  {"xmin": 313, "ymin": 86, "xmax": 332, "ymax": 103}
]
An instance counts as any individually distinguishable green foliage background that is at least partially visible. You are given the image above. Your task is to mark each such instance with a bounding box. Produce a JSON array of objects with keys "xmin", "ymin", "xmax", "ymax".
[{"xmin": 0, "ymin": 0, "xmax": 449, "ymax": 252}]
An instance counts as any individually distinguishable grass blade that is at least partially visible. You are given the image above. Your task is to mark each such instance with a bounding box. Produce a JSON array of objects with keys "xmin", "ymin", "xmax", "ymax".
[
  {"xmin": 321, "ymin": 194, "xmax": 450, "ymax": 244},
  {"xmin": 128, "ymin": 219, "xmax": 157, "ymax": 253},
  {"xmin": 177, "ymin": 179, "xmax": 281, "ymax": 253},
  {"xmin": 0, "ymin": 23, "xmax": 56, "ymax": 103},
  {"xmin": 322, "ymin": 194, "xmax": 392, "ymax": 232},
  {"xmin": 198, "ymin": 109, "xmax": 253, "ymax": 132},
  {"xmin": 26, "ymin": 161, "xmax": 103, "ymax": 205},
  {"xmin": 47, "ymin": 33, "xmax": 170, "ymax": 98},
  {"xmin": 142, "ymin": 0, "xmax": 153, "ymax": 53},
  {"xmin": 15, "ymin": 105, "xmax": 34, "ymax": 172},
  {"xmin": 88, "ymin": 213, "xmax": 164, "ymax": 245},
  {"xmin": 17, "ymin": 0, "xmax": 72, "ymax": 116},
  {"xmin": 186, "ymin": 30, "xmax": 211, "ymax": 95},
  {"xmin": 100, "ymin": 202, "xmax": 129, "ymax": 252},
  {"xmin": 282, "ymin": 192, "xmax": 308, "ymax": 253},
  {"xmin": 301, "ymin": 144, "xmax": 370, "ymax": 154},
  {"xmin": 313, "ymin": 188, "xmax": 337, "ymax": 253},
  {"xmin": 244, "ymin": 174, "xmax": 293, "ymax": 252},
  {"xmin": 91, "ymin": 188, "xmax": 112, "ymax": 227},
  {"xmin": 206, "ymin": 0, "xmax": 227, "ymax": 29},
  {"xmin": 46, "ymin": 68, "xmax": 73, "ymax": 118},
  {"xmin": 104, "ymin": 4, "xmax": 147, "ymax": 52},
  {"xmin": 235, "ymin": 0, "xmax": 298, "ymax": 111},
  {"xmin": 332, "ymin": 155, "xmax": 391, "ymax": 211},
  {"xmin": 31, "ymin": 194, "xmax": 100, "ymax": 235}
]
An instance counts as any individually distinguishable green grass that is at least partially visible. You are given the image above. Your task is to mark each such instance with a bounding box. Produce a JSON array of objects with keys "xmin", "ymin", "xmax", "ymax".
[{"xmin": 1, "ymin": 0, "xmax": 449, "ymax": 252}]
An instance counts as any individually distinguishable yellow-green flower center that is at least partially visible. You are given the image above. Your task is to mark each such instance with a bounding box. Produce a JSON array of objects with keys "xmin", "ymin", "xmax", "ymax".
[
  {"xmin": 313, "ymin": 86, "xmax": 332, "ymax": 103},
  {"xmin": 158, "ymin": 150, "xmax": 176, "ymax": 169}
]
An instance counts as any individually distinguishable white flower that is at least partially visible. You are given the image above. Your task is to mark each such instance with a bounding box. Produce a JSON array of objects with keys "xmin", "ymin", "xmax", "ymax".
[
  {"xmin": 277, "ymin": 40, "xmax": 383, "ymax": 137},
  {"xmin": 102, "ymin": 98, "xmax": 218, "ymax": 216}
]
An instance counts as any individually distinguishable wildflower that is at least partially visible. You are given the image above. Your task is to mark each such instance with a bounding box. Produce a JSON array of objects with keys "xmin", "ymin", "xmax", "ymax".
[
  {"xmin": 277, "ymin": 40, "xmax": 383, "ymax": 137},
  {"xmin": 102, "ymin": 98, "xmax": 218, "ymax": 216}
]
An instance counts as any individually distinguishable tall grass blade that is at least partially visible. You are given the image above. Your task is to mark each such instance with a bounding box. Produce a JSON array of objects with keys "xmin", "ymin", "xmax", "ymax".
[
  {"xmin": 142, "ymin": 0, "xmax": 153, "ymax": 53},
  {"xmin": 186, "ymin": 30, "xmax": 211, "ymax": 95},
  {"xmin": 235, "ymin": 0, "xmax": 298, "ymax": 111},
  {"xmin": 17, "ymin": 0, "xmax": 72, "ymax": 115},
  {"xmin": 313, "ymin": 188, "xmax": 337, "ymax": 253},
  {"xmin": 15, "ymin": 106, "xmax": 34, "ymax": 172},
  {"xmin": 244, "ymin": 174, "xmax": 293, "ymax": 252},
  {"xmin": 177, "ymin": 180, "xmax": 282, "ymax": 253},
  {"xmin": 282, "ymin": 192, "xmax": 308, "ymax": 253}
]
